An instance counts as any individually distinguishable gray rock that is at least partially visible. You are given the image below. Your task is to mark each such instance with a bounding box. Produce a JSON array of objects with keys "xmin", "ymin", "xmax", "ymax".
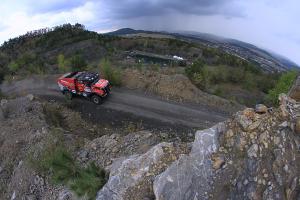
[
  {"xmin": 153, "ymin": 123, "xmax": 226, "ymax": 200},
  {"xmin": 96, "ymin": 142, "xmax": 180, "ymax": 200},
  {"xmin": 58, "ymin": 189, "xmax": 73, "ymax": 200},
  {"xmin": 288, "ymin": 75, "xmax": 300, "ymax": 101},
  {"xmin": 247, "ymin": 144, "xmax": 258, "ymax": 158},
  {"xmin": 26, "ymin": 94, "xmax": 34, "ymax": 101},
  {"xmin": 255, "ymin": 104, "xmax": 268, "ymax": 114},
  {"xmin": 279, "ymin": 121, "xmax": 288, "ymax": 128},
  {"xmin": 78, "ymin": 149, "xmax": 89, "ymax": 161},
  {"xmin": 0, "ymin": 99, "xmax": 8, "ymax": 107},
  {"xmin": 11, "ymin": 191, "xmax": 16, "ymax": 200}
]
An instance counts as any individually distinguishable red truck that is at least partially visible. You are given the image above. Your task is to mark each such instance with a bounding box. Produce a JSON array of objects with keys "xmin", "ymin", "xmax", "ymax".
[{"xmin": 57, "ymin": 71, "xmax": 111, "ymax": 104}]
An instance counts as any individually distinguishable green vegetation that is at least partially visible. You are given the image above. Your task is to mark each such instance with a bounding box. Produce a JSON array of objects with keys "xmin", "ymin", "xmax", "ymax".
[
  {"xmin": 100, "ymin": 59, "xmax": 122, "ymax": 86},
  {"xmin": 70, "ymin": 53, "xmax": 87, "ymax": 71},
  {"xmin": 6, "ymin": 53, "xmax": 45, "ymax": 75},
  {"xmin": 8, "ymin": 61, "xmax": 19, "ymax": 73},
  {"xmin": 185, "ymin": 58, "xmax": 281, "ymax": 105},
  {"xmin": 0, "ymin": 23, "xmax": 118, "ymax": 79},
  {"xmin": 28, "ymin": 129, "xmax": 107, "ymax": 200},
  {"xmin": 266, "ymin": 70, "xmax": 298, "ymax": 105},
  {"xmin": 185, "ymin": 59, "xmax": 277, "ymax": 92},
  {"xmin": 57, "ymin": 54, "xmax": 70, "ymax": 72}
]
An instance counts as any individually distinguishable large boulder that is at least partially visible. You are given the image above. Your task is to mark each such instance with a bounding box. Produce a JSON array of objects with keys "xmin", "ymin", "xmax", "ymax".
[
  {"xmin": 96, "ymin": 142, "xmax": 187, "ymax": 200},
  {"xmin": 153, "ymin": 123, "xmax": 226, "ymax": 200}
]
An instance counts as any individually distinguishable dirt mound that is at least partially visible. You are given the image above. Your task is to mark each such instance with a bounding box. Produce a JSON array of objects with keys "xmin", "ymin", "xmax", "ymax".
[{"xmin": 122, "ymin": 69, "xmax": 243, "ymax": 114}]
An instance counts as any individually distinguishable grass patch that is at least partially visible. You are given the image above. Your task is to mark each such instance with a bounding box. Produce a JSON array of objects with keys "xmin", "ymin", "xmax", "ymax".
[{"xmin": 28, "ymin": 129, "xmax": 107, "ymax": 200}]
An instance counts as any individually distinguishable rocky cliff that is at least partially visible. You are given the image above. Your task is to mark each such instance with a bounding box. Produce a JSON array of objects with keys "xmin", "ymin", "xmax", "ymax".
[
  {"xmin": 96, "ymin": 94, "xmax": 300, "ymax": 200},
  {"xmin": 1, "ymin": 93, "xmax": 300, "ymax": 200}
]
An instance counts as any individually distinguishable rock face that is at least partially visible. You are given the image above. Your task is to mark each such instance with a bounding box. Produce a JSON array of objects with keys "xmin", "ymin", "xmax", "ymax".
[
  {"xmin": 153, "ymin": 123, "xmax": 225, "ymax": 200},
  {"xmin": 209, "ymin": 94, "xmax": 300, "ymax": 200},
  {"xmin": 96, "ymin": 142, "xmax": 187, "ymax": 200},
  {"xmin": 84, "ymin": 131, "xmax": 165, "ymax": 167},
  {"xmin": 94, "ymin": 94, "xmax": 300, "ymax": 200},
  {"xmin": 288, "ymin": 75, "xmax": 300, "ymax": 101}
]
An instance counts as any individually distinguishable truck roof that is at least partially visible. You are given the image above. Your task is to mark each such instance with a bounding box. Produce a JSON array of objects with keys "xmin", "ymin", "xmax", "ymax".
[{"xmin": 75, "ymin": 71, "xmax": 99, "ymax": 82}]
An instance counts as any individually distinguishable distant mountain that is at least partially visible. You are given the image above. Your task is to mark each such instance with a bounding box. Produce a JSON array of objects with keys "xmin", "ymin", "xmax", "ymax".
[
  {"xmin": 107, "ymin": 28, "xmax": 153, "ymax": 36},
  {"xmin": 108, "ymin": 28, "xmax": 299, "ymax": 72}
]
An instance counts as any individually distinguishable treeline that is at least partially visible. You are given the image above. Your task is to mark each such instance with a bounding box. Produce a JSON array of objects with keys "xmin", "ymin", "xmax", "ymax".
[
  {"xmin": 185, "ymin": 59, "xmax": 273, "ymax": 92},
  {"xmin": 185, "ymin": 57, "xmax": 298, "ymax": 105},
  {"xmin": 0, "ymin": 23, "xmax": 121, "ymax": 83},
  {"xmin": 202, "ymin": 47, "xmax": 260, "ymax": 73},
  {"xmin": 1, "ymin": 24, "xmax": 84, "ymax": 51},
  {"xmin": 1, "ymin": 23, "xmax": 118, "ymax": 52}
]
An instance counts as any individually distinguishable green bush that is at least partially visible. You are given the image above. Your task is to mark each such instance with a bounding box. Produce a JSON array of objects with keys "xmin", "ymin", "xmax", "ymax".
[
  {"xmin": 100, "ymin": 59, "xmax": 122, "ymax": 86},
  {"xmin": 266, "ymin": 70, "xmax": 298, "ymax": 105},
  {"xmin": 8, "ymin": 61, "xmax": 19, "ymax": 73},
  {"xmin": 28, "ymin": 129, "xmax": 107, "ymax": 200},
  {"xmin": 185, "ymin": 59, "xmax": 205, "ymax": 77},
  {"xmin": 57, "ymin": 54, "xmax": 70, "ymax": 73},
  {"xmin": 46, "ymin": 148, "xmax": 106, "ymax": 200},
  {"xmin": 70, "ymin": 162, "xmax": 107, "ymax": 199}
]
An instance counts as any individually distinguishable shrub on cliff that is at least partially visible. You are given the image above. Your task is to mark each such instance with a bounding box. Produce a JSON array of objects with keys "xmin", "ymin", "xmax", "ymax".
[{"xmin": 266, "ymin": 70, "xmax": 298, "ymax": 105}]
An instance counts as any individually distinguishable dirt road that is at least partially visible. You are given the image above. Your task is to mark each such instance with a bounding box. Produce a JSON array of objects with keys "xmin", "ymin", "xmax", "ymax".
[{"xmin": 0, "ymin": 75, "xmax": 228, "ymax": 130}]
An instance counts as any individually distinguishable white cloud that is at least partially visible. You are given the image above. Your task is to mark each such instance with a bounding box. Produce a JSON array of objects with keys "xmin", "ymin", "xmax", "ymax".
[{"xmin": 0, "ymin": 1, "xmax": 105, "ymax": 43}]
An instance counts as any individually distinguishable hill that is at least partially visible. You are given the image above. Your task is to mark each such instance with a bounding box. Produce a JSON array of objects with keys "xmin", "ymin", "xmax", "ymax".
[{"xmin": 108, "ymin": 28, "xmax": 299, "ymax": 72}]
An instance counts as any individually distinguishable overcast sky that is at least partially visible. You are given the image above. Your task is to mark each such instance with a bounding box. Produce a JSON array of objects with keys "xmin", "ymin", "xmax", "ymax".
[{"xmin": 0, "ymin": 0, "xmax": 299, "ymax": 65}]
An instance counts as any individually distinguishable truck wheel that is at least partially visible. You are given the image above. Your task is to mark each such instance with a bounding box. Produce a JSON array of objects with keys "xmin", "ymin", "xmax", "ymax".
[
  {"xmin": 64, "ymin": 91, "xmax": 73, "ymax": 101},
  {"xmin": 91, "ymin": 95, "xmax": 102, "ymax": 105}
]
